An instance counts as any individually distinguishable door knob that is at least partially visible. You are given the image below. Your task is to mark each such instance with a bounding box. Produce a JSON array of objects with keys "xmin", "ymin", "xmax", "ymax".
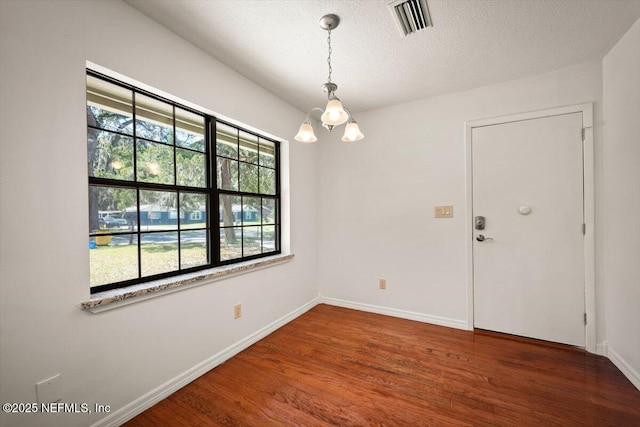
[{"xmin": 476, "ymin": 234, "xmax": 493, "ymax": 242}]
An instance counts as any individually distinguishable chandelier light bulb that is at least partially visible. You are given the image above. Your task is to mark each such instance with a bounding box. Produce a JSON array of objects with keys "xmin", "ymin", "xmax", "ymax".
[
  {"xmin": 341, "ymin": 120, "xmax": 364, "ymax": 142},
  {"xmin": 321, "ymin": 97, "xmax": 349, "ymax": 126},
  {"xmin": 294, "ymin": 122, "xmax": 317, "ymax": 143}
]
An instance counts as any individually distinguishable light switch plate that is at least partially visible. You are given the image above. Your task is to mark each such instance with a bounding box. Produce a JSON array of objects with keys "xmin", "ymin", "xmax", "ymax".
[{"xmin": 435, "ymin": 205, "xmax": 454, "ymax": 218}]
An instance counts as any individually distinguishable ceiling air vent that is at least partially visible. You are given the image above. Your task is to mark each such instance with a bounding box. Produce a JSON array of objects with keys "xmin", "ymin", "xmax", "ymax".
[{"xmin": 388, "ymin": 0, "xmax": 432, "ymax": 37}]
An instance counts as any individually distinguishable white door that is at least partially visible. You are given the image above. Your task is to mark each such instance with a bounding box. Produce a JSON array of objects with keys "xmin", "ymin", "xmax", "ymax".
[{"xmin": 472, "ymin": 112, "xmax": 585, "ymax": 347}]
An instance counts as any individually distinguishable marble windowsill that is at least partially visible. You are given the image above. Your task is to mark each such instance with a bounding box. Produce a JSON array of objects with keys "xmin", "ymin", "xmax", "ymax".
[{"xmin": 81, "ymin": 254, "xmax": 295, "ymax": 313}]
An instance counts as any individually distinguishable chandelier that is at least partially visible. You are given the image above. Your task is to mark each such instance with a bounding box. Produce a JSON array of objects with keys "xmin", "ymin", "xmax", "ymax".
[{"xmin": 294, "ymin": 14, "xmax": 364, "ymax": 143}]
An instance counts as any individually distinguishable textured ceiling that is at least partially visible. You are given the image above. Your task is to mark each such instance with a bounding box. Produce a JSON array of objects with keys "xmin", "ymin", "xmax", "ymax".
[{"xmin": 124, "ymin": 0, "xmax": 640, "ymax": 115}]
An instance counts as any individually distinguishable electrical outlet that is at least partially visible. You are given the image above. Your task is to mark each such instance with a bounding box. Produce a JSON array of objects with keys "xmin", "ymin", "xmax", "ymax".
[
  {"xmin": 435, "ymin": 205, "xmax": 454, "ymax": 218},
  {"xmin": 233, "ymin": 303, "xmax": 242, "ymax": 319},
  {"xmin": 36, "ymin": 374, "xmax": 61, "ymax": 404},
  {"xmin": 379, "ymin": 279, "xmax": 386, "ymax": 290}
]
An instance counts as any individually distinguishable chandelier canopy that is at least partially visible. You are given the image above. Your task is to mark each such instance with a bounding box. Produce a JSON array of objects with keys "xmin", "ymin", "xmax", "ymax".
[{"xmin": 295, "ymin": 14, "xmax": 364, "ymax": 144}]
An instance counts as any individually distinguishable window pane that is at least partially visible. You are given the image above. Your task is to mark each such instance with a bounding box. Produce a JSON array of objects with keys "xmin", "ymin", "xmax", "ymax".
[
  {"xmin": 140, "ymin": 190, "xmax": 177, "ymax": 231},
  {"xmin": 137, "ymin": 140, "xmax": 175, "ymax": 184},
  {"xmin": 219, "ymin": 195, "xmax": 241, "ymax": 226},
  {"xmin": 259, "ymin": 139, "xmax": 275, "ymax": 168},
  {"xmin": 243, "ymin": 226, "xmax": 261, "ymax": 256},
  {"xmin": 262, "ymin": 225, "xmax": 276, "ymax": 253},
  {"xmin": 135, "ymin": 94, "xmax": 173, "ymax": 144},
  {"xmin": 216, "ymin": 122, "xmax": 238, "ymax": 159},
  {"xmin": 89, "ymin": 185, "xmax": 137, "ymax": 232},
  {"xmin": 141, "ymin": 232, "xmax": 178, "ymax": 277},
  {"xmin": 220, "ymin": 227, "xmax": 242, "ymax": 261},
  {"xmin": 88, "ymin": 130, "xmax": 134, "ymax": 181},
  {"xmin": 243, "ymin": 197, "xmax": 261, "ymax": 224},
  {"xmin": 177, "ymin": 148, "xmax": 206, "ymax": 188},
  {"xmin": 262, "ymin": 198, "xmax": 276, "ymax": 225},
  {"xmin": 180, "ymin": 192, "xmax": 207, "ymax": 230},
  {"xmin": 217, "ymin": 157, "xmax": 238, "ymax": 190},
  {"xmin": 240, "ymin": 163, "xmax": 259, "ymax": 193},
  {"xmin": 86, "ymin": 75, "xmax": 134, "ymax": 135},
  {"xmin": 176, "ymin": 108, "xmax": 205, "ymax": 152},
  {"xmin": 90, "ymin": 234, "xmax": 138, "ymax": 287},
  {"xmin": 181, "ymin": 230, "xmax": 207, "ymax": 269},
  {"xmin": 259, "ymin": 167, "xmax": 276, "ymax": 195},
  {"xmin": 239, "ymin": 131, "xmax": 259, "ymax": 165}
]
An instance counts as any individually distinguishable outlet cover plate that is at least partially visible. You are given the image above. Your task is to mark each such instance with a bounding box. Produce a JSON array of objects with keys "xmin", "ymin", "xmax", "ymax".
[{"xmin": 36, "ymin": 374, "xmax": 61, "ymax": 404}]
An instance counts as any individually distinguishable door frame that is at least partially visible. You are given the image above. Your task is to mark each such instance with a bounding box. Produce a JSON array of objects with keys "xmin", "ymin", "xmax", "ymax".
[{"xmin": 464, "ymin": 103, "xmax": 595, "ymax": 353}]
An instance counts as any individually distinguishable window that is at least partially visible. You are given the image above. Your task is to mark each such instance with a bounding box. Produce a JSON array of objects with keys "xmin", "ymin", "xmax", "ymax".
[
  {"xmin": 87, "ymin": 71, "xmax": 280, "ymax": 293},
  {"xmin": 215, "ymin": 122, "xmax": 279, "ymax": 261}
]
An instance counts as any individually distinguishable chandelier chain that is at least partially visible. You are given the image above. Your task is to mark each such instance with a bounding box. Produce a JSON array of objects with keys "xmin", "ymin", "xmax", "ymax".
[{"xmin": 327, "ymin": 29, "xmax": 332, "ymax": 83}]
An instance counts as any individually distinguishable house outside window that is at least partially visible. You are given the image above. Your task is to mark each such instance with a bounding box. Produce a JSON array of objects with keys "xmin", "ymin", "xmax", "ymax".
[{"xmin": 87, "ymin": 71, "xmax": 280, "ymax": 293}]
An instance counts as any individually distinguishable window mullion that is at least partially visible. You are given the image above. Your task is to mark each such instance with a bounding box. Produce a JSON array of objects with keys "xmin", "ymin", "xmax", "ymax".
[
  {"xmin": 136, "ymin": 187, "xmax": 142, "ymax": 280},
  {"xmin": 132, "ymin": 91, "xmax": 138, "ymax": 183},
  {"xmin": 172, "ymin": 106, "xmax": 182, "ymax": 271},
  {"xmin": 209, "ymin": 118, "xmax": 220, "ymax": 266}
]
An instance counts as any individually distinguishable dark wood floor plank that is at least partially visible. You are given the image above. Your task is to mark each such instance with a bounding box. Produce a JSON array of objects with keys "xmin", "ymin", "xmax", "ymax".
[{"xmin": 125, "ymin": 304, "xmax": 640, "ymax": 426}]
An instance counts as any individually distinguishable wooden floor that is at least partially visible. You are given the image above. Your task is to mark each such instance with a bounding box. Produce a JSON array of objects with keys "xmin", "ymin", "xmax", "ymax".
[{"xmin": 126, "ymin": 304, "xmax": 640, "ymax": 426}]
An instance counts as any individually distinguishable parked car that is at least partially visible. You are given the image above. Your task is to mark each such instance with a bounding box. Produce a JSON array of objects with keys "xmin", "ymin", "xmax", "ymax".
[{"xmin": 102, "ymin": 216, "xmax": 128, "ymax": 227}]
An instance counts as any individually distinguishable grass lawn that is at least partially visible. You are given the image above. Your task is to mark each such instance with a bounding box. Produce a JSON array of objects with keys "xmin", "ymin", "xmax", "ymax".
[
  {"xmin": 90, "ymin": 242, "xmax": 208, "ymax": 287},
  {"xmin": 90, "ymin": 225, "xmax": 274, "ymax": 288}
]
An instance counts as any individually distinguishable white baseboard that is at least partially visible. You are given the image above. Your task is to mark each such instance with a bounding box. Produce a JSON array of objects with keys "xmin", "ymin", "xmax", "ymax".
[
  {"xmin": 593, "ymin": 341, "xmax": 639, "ymax": 391},
  {"xmin": 91, "ymin": 296, "xmax": 320, "ymax": 427},
  {"xmin": 596, "ymin": 341, "xmax": 609, "ymax": 356},
  {"xmin": 319, "ymin": 296, "xmax": 468, "ymax": 331},
  {"xmin": 607, "ymin": 345, "xmax": 640, "ymax": 391}
]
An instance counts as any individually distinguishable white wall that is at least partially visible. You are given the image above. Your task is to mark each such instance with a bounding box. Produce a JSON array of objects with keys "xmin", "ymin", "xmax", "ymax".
[
  {"xmin": 317, "ymin": 61, "xmax": 605, "ymax": 333},
  {"xmin": 1, "ymin": 1, "xmax": 637, "ymax": 425},
  {"xmin": 0, "ymin": 1, "xmax": 317, "ymax": 426},
  {"xmin": 603, "ymin": 19, "xmax": 640, "ymax": 385}
]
